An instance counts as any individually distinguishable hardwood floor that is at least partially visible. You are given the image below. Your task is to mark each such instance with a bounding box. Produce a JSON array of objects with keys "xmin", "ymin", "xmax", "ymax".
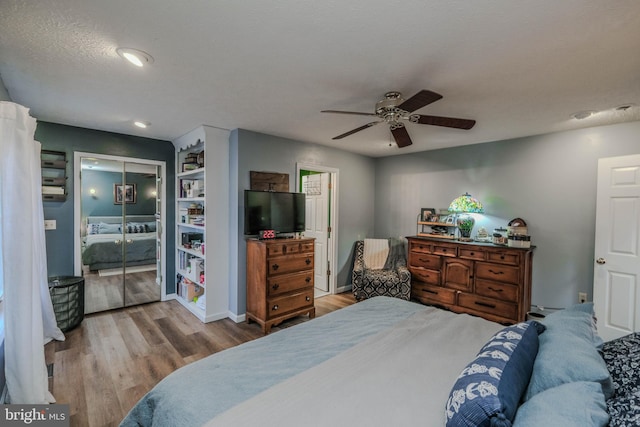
[{"xmin": 45, "ymin": 293, "xmax": 356, "ymax": 427}]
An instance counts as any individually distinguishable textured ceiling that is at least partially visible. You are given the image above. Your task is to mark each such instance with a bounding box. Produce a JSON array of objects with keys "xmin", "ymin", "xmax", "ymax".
[{"xmin": 1, "ymin": 0, "xmax": 639, "ymax": 157}]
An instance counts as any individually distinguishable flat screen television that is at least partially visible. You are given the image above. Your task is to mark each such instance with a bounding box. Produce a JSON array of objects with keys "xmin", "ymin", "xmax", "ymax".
[{"xmin": 244, "ymin": 190, "xmax": 306, "ymax": 235}]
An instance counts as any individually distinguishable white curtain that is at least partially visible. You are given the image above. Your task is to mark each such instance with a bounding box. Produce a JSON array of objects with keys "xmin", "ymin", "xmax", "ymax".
[{"xmin": 0, "ymin": 101, "xmax": 64, "ymax": 404}]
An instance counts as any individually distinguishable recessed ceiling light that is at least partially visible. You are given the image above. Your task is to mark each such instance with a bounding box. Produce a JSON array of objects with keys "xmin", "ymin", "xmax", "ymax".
[
  {"xmin": 134, "ymin": 121, "xmax": 150, "ymax": 128},
  {"xmin": 116, "ymin": 47, "xmax": 154, "ymax": 67},
  {"xmin": 572, "ymin": 110, "xmax": 597, "ymax": 120}
]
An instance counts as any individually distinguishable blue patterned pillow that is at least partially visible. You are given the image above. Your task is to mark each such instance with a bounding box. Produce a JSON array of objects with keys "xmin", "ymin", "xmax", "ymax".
[
  {"xmin": 87, "ymin": 223, "xmax": 100, "ymax": 235},
  {"xmin": 125, "ymin": 222, "xmax": 148, "ymax": 233},
  {"xmin": 445, "ymin": 321, "xmax": 546, "ymax": 427}
]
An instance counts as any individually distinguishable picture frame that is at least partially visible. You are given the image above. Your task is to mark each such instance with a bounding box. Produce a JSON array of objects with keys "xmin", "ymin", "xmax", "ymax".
[
  {"xmin": 420, "ymin": 208, "xmax": 436, "ymax": 222},
  {"xmin": 114, "ymin": 183, "xmax": 137, "ymax": 204}
]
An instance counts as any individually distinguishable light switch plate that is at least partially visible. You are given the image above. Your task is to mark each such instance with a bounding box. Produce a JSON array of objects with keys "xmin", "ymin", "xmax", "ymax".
[{"xmin": 44, "ymin": 219, "xmax": 56, "ymax": 230}]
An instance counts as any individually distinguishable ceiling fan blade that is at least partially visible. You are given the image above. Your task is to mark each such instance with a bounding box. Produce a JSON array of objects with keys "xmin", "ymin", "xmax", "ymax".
[
  {"xmin": 413, "ymin": 114, "xmax": 476, "ymax": 130},
  {"xmin": 390, "ymin": 124, "xmax": 413, "ymax": 148},
  {"xmin": 321, "ymin": 110, "xmax": 377, "ymax": 117},
  {"xmin": 397, "ymin": 90, "xmax": 443, "ymax": 113},
  {"xmin": 332, "ymin": 121, "xmax": 381, "ymax": 140}
]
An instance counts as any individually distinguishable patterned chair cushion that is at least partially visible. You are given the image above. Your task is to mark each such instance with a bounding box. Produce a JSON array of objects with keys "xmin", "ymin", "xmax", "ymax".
[{"xmin": 352, "ymin": 239, "xmax": 411, "ymax": 301}]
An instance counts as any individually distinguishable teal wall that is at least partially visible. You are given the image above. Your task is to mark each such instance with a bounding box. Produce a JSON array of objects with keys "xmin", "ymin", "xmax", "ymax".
[
  {"xmin": 34, "ymin": 122, "xmax": 176, "ymax": 291},
  {"xmin": 81, "ymin": 169, "xmax": 157, "ymax": 217}
]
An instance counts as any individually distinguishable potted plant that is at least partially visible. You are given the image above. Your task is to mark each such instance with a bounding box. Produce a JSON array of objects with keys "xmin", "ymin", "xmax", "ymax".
[{"xmin": 457, "ymin": 217, "xmax": 474, "ymax": 239}]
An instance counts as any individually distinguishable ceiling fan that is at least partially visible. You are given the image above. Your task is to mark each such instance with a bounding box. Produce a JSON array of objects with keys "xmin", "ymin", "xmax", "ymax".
[{"xmin": 322, "ymin": 90, "xmax": 476, "ymax": 148}]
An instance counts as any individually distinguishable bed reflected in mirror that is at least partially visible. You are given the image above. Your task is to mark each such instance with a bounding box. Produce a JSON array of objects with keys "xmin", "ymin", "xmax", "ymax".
[{"xmin": 79, "ymin": 156, "xmax": 161, "ymax": 314}]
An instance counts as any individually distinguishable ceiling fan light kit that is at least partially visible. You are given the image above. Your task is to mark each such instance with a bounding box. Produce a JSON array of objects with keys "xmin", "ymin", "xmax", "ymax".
[{"xmin": 322, "ymin": 89, "xmax": 476, "ymax": 148}]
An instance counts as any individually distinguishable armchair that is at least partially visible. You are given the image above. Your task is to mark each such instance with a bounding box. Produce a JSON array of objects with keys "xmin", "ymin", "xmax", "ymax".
[{"xmin": 352, "ymin": 238, "xmax": 411, "ymax": 301}]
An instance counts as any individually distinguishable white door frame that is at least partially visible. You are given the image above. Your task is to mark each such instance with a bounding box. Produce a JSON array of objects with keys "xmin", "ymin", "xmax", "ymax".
[
  {"xmin": 73, "ymin": 151, "xmax": 167, "ymax": 301},
  {"xmin": 296, "ymin": 163, "xmax": 339, "ymax": 295}
]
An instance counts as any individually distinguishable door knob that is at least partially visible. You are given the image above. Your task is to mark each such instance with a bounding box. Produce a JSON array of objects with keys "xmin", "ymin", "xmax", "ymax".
[{"xmin": 596, "ymin": 258, "xmax": 606, "ymax": 265}]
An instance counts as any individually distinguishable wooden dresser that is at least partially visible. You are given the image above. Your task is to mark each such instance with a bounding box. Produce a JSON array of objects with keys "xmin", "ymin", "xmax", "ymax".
[
  {"xmin": 246, "ymin": 238, "xmax": 316, "ymax": 333},
  {"xmin": 406, "ymin": 236, "xmax": 534, "ymax": 324}
]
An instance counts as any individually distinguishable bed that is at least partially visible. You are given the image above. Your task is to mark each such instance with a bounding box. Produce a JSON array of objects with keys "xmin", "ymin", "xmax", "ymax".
[
  {"xmin": 82, "ymin": 215, "xmax": 157, "ymax": 271},
  {"xmin": 121, "ymin": 296, "xmax": 638, "ymax": 427}
]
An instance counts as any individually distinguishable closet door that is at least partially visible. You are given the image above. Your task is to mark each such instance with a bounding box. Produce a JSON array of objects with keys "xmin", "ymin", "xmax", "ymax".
[
  {"xmin": 81, "ymin": 157, "xmax": 128, "ymax": 313},
  {"xmin": 123, "ymin": 161, "xmax": 161, "ymax": 307},
  {"xmin": 80, "ymin": 156, "xmax": 161, "ymax": 314}
]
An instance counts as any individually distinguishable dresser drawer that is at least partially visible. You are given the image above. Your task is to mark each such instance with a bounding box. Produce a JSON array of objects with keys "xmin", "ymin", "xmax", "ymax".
[
  {"xmin": 267, "ymin": 289, "xmax": 313, "ymax": 319},
  {"xmin": 457, "ymin": 293, "xmax": 518, "ymax": 320},
  {"xmin": 475, "ymin": 262, "xmax": 520, "ymax": 285},
  {"xmin": 267, "ymin": 271, "xmax": 313, "ymax": 296},
  {"xmin": 409, "ymin": 267, "xmax": 440, "ymax": 285},
  {"xmin": 433, "ymin": 244, "xmax": 457, "ymax": 257},
  {"xmin": 300, "ymin": 241, "xmax": 314, "ymax": 253},
  {"xmin": 267, "ymin": 242, "xmax": 301, "ymax": 257},
  {"xmin": 475, "ymin": 279, "xmax": 519, "ymax": 303},
  {"xmin": 411, "ymin": 283, "xmax": 456, "ymax": 305},
  {"xmin": 459, "ymin": 248, "xmax": 486, "ymax": 261},
  {"xmin": 486, "ymin": 251, "xmax": 520, "ymax": 265},
  {"xmin": 410, "ymin": 241, "xmax": 432, "ymax": 254},
  {"xmin": 268, "ymin": 254, "xmax": 314, "ymax": 276},
  {"xmin": 409, "ymin": 253, "xmax": 441, "ymax": 270}
]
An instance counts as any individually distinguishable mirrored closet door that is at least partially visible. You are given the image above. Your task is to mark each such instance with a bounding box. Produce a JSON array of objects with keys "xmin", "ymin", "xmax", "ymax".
[{"xmin": 74, "ymin": 153, "xmax": 165, "ymax": 314}]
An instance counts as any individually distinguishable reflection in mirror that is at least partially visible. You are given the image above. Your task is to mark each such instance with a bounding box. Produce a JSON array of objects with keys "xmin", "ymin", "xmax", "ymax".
[{"xmin": 80, "ymin": 157, "xmax": 160, "ymax": 313}]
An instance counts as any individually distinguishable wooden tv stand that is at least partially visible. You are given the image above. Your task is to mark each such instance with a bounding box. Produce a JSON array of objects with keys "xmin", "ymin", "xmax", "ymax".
[{"xmin": 246, "ymin": 238, "xmax": 316, "ymax": 333}]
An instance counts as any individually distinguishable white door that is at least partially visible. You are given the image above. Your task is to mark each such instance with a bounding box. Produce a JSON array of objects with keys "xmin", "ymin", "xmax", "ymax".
[
  {"xmin": 303, "ymin": 173, "xmax": 329, "ymax": 293},
  {"xmin": 594, "ymin": 154, "xmax": 640, "ymax": 342}
]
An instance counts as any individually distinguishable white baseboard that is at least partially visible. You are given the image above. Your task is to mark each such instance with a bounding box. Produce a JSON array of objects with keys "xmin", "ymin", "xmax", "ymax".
[
  {"xmin": 228, "ymin": 311, "xmax": 246, "ymax": 323},
  {"xmin": 337, "ymin": 284, "xmax": 352, "ymax": 293}
]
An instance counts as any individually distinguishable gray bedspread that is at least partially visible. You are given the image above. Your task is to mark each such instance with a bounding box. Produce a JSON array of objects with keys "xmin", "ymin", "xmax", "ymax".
[
  {"xmin": 120, "ymin": 296, "xmax": 427, "ymax": 427},
  {"xmin": 206, "ymin": 305, "xmax": 503, "ymax": 427},
  {"xmin": 82, "ymin": 232, "xmax": 156, "ymax": 271}
]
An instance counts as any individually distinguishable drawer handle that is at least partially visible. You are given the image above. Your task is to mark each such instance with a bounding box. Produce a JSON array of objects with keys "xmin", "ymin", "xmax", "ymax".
[
  {"xmin": 282, "ymin": 245, "xmax": 287, "ymax": 254},
  {"xmin": 272, "ymin": 304, "xmax": 279, "ymax": 311},
  {"xmin": 488, "ymin": 269, "xmax": 504, "ymax": 275},
  {"xmin": 306, "ymin": 296, "xmax": 311, "ymax": 301},
  {"xmin": 272, "ymin": 283, "xmax": 280, "ymax": 290},
  {"xmin": 305, "ymin": 276, "xmax": 311, "ymax": 283},
  {"xmin": 419, "ymin": 258, "xmax": 430, "ymax": 263},
  {"xmin": 487, "ymin": 286, "xmax": 503, "ymax": 293},
  {"xmin": 305, "ymin": 258, "xmax": 311, "ymax": 265},
  {"xmin": 469, "ymin": 252, "xmax": 475, "ymax": 256},
  {"xmin": 500, "ymin": 255, "xmax": 505, "ymax": 260},
  {"xmin": 272, "ymin": 263, "xmax": 279, "ymax": 271},
  {"xmin": 422, "ymin": 288, "xmax": 438, "ymax": 295},
  {"xmin": 474, "ymin": 301, "xmax": 496, "ymax": 309}
]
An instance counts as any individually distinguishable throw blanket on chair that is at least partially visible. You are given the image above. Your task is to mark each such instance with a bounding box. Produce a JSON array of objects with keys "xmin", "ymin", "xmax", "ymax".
[{"xmin": 363, "ymin": 238, "xmax": 389, "ymax": 269}]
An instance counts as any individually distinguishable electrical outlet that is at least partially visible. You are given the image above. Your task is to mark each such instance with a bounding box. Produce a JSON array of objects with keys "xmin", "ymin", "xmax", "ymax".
[{"xmin": 578, "ymin": 292, "xmax": 587, "ymax": 303}]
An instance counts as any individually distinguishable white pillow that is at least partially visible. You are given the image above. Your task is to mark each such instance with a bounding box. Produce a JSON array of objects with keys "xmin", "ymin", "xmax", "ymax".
[{"xmin": 363, "ymin": 239, "xmax": 389, "ymax": 269}]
